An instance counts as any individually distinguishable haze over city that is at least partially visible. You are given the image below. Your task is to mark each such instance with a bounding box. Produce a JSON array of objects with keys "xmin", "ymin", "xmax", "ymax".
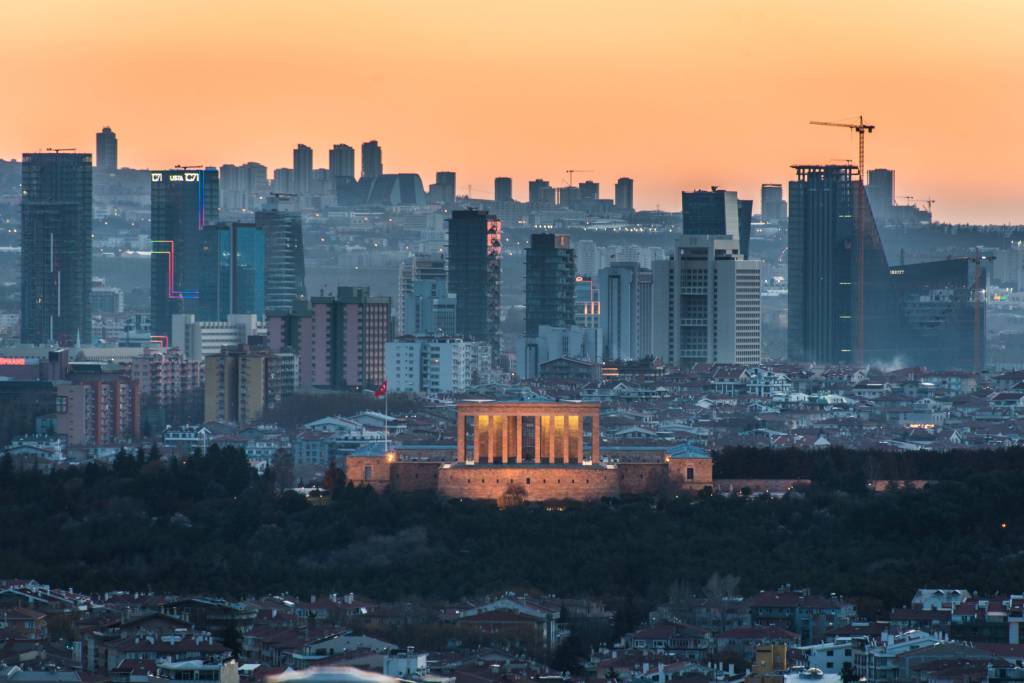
[{"xmin": 3, "ymin": 0, "xmax": 1023, "ymax": 223}]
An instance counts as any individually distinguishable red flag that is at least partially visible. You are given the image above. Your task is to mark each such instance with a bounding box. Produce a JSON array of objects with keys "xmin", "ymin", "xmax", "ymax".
[{"xmin": 374, "ymin": 380, "xmax": 388, "ymax": 398}]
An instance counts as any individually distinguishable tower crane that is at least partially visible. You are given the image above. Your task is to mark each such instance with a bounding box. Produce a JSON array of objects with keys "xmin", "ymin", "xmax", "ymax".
[
  {"xmin": 565, "ymin": 169, "xmax": 593, "ymax": 186},
  {"xmin": 810, "ymin": 116, "xmax": 875, "ymax": 179},
  {"xmin": 809, "ymin": 116, "xmax": 876, "ymax": 366},
  {"xmin": 46, "ymin": 147, "xmax": 76, "ymax": 154}
]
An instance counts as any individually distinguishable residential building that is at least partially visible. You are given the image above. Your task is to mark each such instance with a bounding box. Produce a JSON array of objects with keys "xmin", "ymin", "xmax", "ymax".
[
  {"xmin": 329, "ymin": 144, "xmax": 355, "ymax": 180},
  {"xmin": 599, "ymin": 262, "xmax": 651, "ymax": 361},
  {"xmin": 494, "ymin": 177, "xmax": 513, "ymax": 203},
  {"xmin": 55, "ymin": 363, "xmax": 141, "ymax": 447},
  {"xmin": 129, "ymin": 347, "xmax": 203, "ymax": 407},
  {"xmin": 361, "ymin": 140, "xmax": 383, "ymax": 179},
  {"xmin": 96, "ymin": 127, "xmax": 117, "ymax": 173},
  {"xmin": 204, "ymin": 344, "xmax": 296, "ymax": 424},
  {"xmin": 20, "ymin": 152, "xmax": 93, "ymax": 345},
  {"xmin": 615, "ymin": 177, "xmax": 634, "ymax": 211},
  {"xmin": 385, "ymin": 336, "xmax": 491, "ymax": 394},
  {"xmin": 429, "ymin": 171, "xmax": 456, "ymax": 204},
  {"xmin": 292, "ymin": 144, "xmax": 312, "ymax": 195},
  {"xmin": 267, "ymin": 286, "xmax": 390, "ymax": 389}
]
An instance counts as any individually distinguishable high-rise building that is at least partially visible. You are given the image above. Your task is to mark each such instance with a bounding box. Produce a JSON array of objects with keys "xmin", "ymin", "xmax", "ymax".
[
  {"xmin": 866, "ymin": 168, "xmax": 895, "ymax": 225},
  {"xmin": 528, "ymin": 179, "xmax": 555, "ymax": 207},
  {"xmin": 271, "ymin": 168, "xmax": 293, "ymax": 194},
  {"xmin": 682, "ymin": 187, "xmax": 753, "ymax": 259},
  {"xmin": 56, "ymin": 363, "xmax": 140, "ymax": 446},
  {"xmin": 525, "ymin": 233, "xmax": 576, "ymax": 336},
  {"xmin": 211, "ymin": 222, "xmax": 265, "ymax": 320},
  {"xmin": 361, "ymin": 140, "xmax": 383, "ymax": 179},
  {"xmin": 256, "ymin": 196, "xmax": 306, "ymax": 315},
  {"xmin": 787, "ymin": 165, "xmax": 888, "ymax": 364},
  {"xmin": 494, "ymin": 177, "xmax": 513, "ymax": 203},
  {"xmin": 129, "ymin": 347, "xmax": 203, "ymax": 408},
  {"xmin": 792, "ymin": 167, "xmax": 982, "ymax": 370},
  {"xmin": 267, "ymin": 286, "xmax": 390, "ymax": 389},
  {"xmin": 557, "ymin": 185, "xmax": 580, "ymax": 207},
  {"xmin": 220, "ymin": 162, "xmax": 269, "ymax": 211},
  {"xmin": 578, "ymin": 180, "xmax": 599, "ymax": 200},
  {"xmin": 615, "ymin": 177, "xmax": 634, "ymax": 211},
  {"xmin": 293, "ymin": 144, "xmax": 313, "ymax": 195},
  {"xmin": 428, "ymin": 171, "xmax": 457, "ymax": 204},
  {"xmin": 96, "ymin": 127, "xmax": 117, "ymax": 173},
  {"xmin": 516, "ymin": 324, "xmax": 601, "ymax": 380},
  {"xmin": 20, "ymin": 152, "xmax": 93, "ymax": 345},
  {"xmin": 447, "ymin": 209, "xmax": 502, "ymax": 354},
  {"xmin": 575, "ymin": 239, "xmax": 601, "ymax": 279},
  {"xmin": 598, "ymin": 262, "xmax": 651, "ymax": 361},
  {"xmin": 574, "ymin": 276, "xmax": 600, "ymax": 329},
  {"xmin": 654, "ymin": 235, "xmax": 762, "ymax": 366},
  {"xmin": 171, "ymin": 313, "xmax": 264, "ymax": 361},
  {"xmin": 329, "ymin": 144, "xmax": 355, "ymax": 179},
  {"xmin": 761, "ymin": 183, "xmax": 785, "ymax": 222},
  {"xmin": 150, "ymin": 167, "xmax": 220, "ymax": 336},
  {"xmin": 398, "ymin": 254, "xmax": 452, "ymax": 336}
]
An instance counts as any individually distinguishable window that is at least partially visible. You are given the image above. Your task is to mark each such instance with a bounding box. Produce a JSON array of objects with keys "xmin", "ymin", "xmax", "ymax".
[{"xmin": 687, "ymin": 467, "xmax": 695, "ymax": 480}]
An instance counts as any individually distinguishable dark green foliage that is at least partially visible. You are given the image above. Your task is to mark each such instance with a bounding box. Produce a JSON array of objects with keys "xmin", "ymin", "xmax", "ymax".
[{"xmin": 1, "ymin": 446, "xmax": 1022, "ymax": 608}]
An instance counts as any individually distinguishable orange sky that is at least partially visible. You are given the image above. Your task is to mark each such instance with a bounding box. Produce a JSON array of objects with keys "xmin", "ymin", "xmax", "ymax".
[{"xmin": 3, "ymin": 0, "xmax": 1022, "ymax": 223}]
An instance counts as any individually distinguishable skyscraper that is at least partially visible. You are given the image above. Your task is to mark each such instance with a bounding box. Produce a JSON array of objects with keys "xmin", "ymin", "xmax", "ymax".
[
  {"xmin": 361, "ymin": 140, "xmax": 383, "ymax": 179},
  {"xmin": 654, "ymin": 235, "xmax": 761, "ymax": 366},
  {"xmin": 760, "ymin": 183, "xmax": 785, "ymax": 222},
  {"xmin": 20, "ymin": 152, "xmax": 93, "ymax": 344},
  {"xmin": 398, "ymin": 254, "xmax": 449, "ymax": 336},
  {"xmin": 150, "ymin": 167, "xmax": 220, "ymax": 336},
  {"xmin": 787, "ymin": 165, "xmax": 888, "ymax": 364},
  {"xmin": 525, "ymin": 233, "xmax": 576, "ymax": 336},
  {"xmin": 528, "ymin": 179, "xmax": 555, "ymax": 207},
  {"xmin": 429, "ymin": 171, "xmax": 456, "ymax": 204},
  {"xmin": 578, "ymin": 180, "xmax": 599, "ymax": 200},
  {"xmin": 494, "ymin": 177, "xmax": 513, "ymax": 203},
  {"xmin": 682, "ymin": 188, "xmax": 753, "ymax": 259},
  {"xmin": 866, "ymin": 168, "xmax": 895, "ymax": 225},
  {"xmin": 293, "ymin": 144, "xmax": 313, "ymax": 195},
  {"xmin": 329, "ymin": 144, "xmax": 355, "ymax": 179},
  {"xmin": 95, "ymin": 127, "xmax": 117, "ymax": 173},
  {"xmin": 598, "ymin": 262, "xmax": 650, "ymax": 361},
  {"xmin": 256, "ymin": 196, "xmax": 306, "ymax": 315},
  {"xmin": 211, "ymin": 222, "xmax": 265, "ymax": 320},
  {"xmin": 447, "ymin": 209, "xmax": 502, "ymax": 354},
  {"xmin": 615, "ymin": 177, "xmax": 634, "ymax": 211}
]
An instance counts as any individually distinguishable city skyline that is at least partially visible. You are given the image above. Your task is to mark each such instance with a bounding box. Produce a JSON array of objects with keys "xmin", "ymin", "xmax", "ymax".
[{"xmin": 3, "ymin": 1, "xmax": 1022, "ymax": 224}]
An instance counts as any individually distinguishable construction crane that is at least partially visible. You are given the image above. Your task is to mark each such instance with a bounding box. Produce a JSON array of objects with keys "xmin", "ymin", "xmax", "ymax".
[
  {"xmin": 919, "ymin": 197, "xmax": 936, "ymax": 218},
  {"xmin": 174, "ymin": 164, "xmax": 205, "ymax": 170},
  {"xmin": 565, "ymin": 169, "xmax": 593, "ymax": 186},
  {"xmin": 810, "ymin": 116, "xmax": 876, "ymax": 366},
  {"xmin": 810, "ymin": 116, "xmax": 875, "ymax": 179},
  {"xmin": 46, "ymin": 147, "xmax": 76, "ymax": 154}
]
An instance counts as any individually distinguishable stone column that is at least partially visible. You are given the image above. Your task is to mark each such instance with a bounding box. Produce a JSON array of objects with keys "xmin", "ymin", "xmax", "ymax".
[
  {"xmin": 498, "ymin": 416, "xmax": 507, "ymax": 464},
  {"xmin": 547, "ymin": 415, "xmax": 556, "ymax": 464},
  {"xmin": 565, "ymin": 417, "xmax": 573, "ymax": 464},
  {"xmin": 534, "ymin": 416, "xmax": 542, "ymax": 464},
  {"xmin": 473, "ymin": 415, "xmax": 482, "ymax": 464},
  {"xmin": 457, "ymin": 413, "xmax": 466, "ymax": 463},
  {"xmin": 575, "ymin": 417, "xmax": 584, "ymax": 464},
  {"xmin": 590, "ymin": 412, "xmax": 600, "ymax": 465},
  {"xmin": 515, "ymin": 415, "xmax": 523, "ymax": 464}
]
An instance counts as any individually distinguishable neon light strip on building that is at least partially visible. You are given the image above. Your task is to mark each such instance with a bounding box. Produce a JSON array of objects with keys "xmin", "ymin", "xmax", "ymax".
[{"xmin": 151, "ymin": 240, "xmax": 199, "ymax": 300}]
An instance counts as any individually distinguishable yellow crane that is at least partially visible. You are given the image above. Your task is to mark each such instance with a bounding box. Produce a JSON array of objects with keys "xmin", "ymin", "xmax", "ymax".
[{"xmin": 810, "ymin": 116, "xmax": 875, "ymax": 179}]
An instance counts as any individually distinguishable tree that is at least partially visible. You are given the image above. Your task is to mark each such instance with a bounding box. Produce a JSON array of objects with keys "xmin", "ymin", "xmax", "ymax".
[{"xmin": 841, "ymin": 662, "xmax": 858, "ymax": 683}]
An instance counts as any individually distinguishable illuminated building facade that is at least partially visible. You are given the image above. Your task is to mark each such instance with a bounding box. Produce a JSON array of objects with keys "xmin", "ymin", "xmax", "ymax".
[
  {"xmin": 256, "ymin": 197, "xmax": 306, "ymax": 315},
  {"xmin": 20, "ymin": 152, "xmax": 93, "ymax": 345},
  {"xmin": 150, "ymin": 168, "xmax": 220, "ymax": 336},
  {"xmin": 345, "ymin": 401, "xmax": 712, "ymax": 502}
]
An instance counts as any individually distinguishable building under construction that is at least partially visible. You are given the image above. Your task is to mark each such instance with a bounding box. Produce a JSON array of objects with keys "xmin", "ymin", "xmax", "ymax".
[{"xmin": 788, "ymin": 164, "xmax": 984, "ymax": 370}]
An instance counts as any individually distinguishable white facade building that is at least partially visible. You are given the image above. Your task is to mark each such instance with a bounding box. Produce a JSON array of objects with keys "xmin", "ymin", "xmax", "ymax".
[
  {"xmin": 385, "ymin": 337, "xmax": 491, "ymax": 395},
  {"xmin": 654, "ymin": 235, "xmax": 761, "ymax": 366},
  {"xmin": 171, "ymin": 313, "xmax": 266, "ymax": 361}
]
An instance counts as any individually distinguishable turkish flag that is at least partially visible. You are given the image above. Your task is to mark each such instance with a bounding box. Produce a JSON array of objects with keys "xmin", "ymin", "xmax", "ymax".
[{"xmin": 374, "ymin": 380, "xmax": 388, "ymax": 398}]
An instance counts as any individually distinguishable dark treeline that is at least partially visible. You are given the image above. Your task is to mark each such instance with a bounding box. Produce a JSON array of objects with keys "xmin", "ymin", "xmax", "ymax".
[
  {"xmin": 1, "ymin": 446, "xmax": 1023, "ymax": 614},
  {"xmin": 715, "ymin": 446, "xmax": 1024, "ymax": 482}
]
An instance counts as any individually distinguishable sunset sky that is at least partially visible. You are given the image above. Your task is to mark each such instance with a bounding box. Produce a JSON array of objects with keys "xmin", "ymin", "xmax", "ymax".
[{"xmin": 3, "ymin": 0, "xmax": 1022, "ymax": 224}]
